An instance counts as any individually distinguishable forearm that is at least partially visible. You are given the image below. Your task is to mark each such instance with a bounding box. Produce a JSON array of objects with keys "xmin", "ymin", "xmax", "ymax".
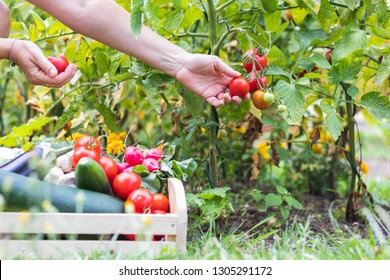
[
  {"xmin": 28, "ymin": 0, "xmax": 189, "ymax": 78},
  {"xmin": 0, "ymin": 1, "xmax": 11, "ymax": 38},
  {"xmin": 0, "ymin": 38, "xmax": 13, "ymax": 60}
]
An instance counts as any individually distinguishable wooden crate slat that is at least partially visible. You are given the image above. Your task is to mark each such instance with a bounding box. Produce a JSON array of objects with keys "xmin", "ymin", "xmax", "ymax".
[
  {"xmin": 0, "ymin": 212, "xmax": 177, "ymax": 234},
  {"xmin": 0, "ymin": 240, "xmax": 176, "ymax": 259},
  {"xmin": 0, "ymin": 178, "xmax": 188, "ymax": 257}
]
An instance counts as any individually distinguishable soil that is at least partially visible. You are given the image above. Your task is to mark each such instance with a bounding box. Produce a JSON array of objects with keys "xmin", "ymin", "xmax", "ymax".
[{"xmin": 213, "ymin": 189, "xmax": 369, "ymax": 244}]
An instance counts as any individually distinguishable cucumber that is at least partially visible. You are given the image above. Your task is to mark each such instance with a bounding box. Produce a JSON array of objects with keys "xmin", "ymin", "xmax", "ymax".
[
  {"xmin": 75, "ymin": 157, "xmax": 113, "ymax": 195},
  {"xmin": 0, "ymin": 170, "xmax": 124, "ymax": 213}
]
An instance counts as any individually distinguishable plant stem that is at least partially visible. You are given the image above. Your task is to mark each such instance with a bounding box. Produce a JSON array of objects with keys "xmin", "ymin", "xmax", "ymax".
[
  {"xmin": 206, "ymin": 0, "xmax": 220, "ymax": 187},
  {"xmin": 343, "ymin": 83, "xmax": 357, "ymax": 219},
  {"xmin": 216, "ymin": 0, "xmax": 236, "ymax": 12}
]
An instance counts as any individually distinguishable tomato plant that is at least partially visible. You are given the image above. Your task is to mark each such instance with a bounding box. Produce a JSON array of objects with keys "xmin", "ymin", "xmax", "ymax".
[
  {"xmin": 229, "ymin": 77, "xmax": 250, "ymax": 97},
  {"xmin": 47, "ymin": 55, "xmax": 69, "ymax": 74},
  {"xmin": 242, "ymin": 49, "xmax": 267, "ymax": 72},
  {"xmin": 112, "ymin": 172, "xmax": 141, "ymax": 201},
  {"xmin": 126, "ymin": 188, "xmax": 154, "ymax": 213},
  {"xmin": 252, "ymin": 90, "xmax": 272, "ymax": 110}
]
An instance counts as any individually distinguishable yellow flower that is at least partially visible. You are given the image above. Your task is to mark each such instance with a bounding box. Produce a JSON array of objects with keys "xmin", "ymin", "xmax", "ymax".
[
  {"xmin": 106, "ymin": 132, "xmax": 127, "ymax": 155},
  {"xmin": 107, "ymin": 139, "xmax": 125, "ymax": 155},
  {"xmin": 66, "ymin": 132, "xmax": 84, "ymax": 142},
  {"xmin": 360, "ymin": 161, "xmax": 369, "ymax": 175},
  {"xmin": 257, "ymin": 141, "xmax": 270, "ymax": 160},
  {"xmin": 312, "ymin": 144, "xmax": 324, "ymax": 154}
]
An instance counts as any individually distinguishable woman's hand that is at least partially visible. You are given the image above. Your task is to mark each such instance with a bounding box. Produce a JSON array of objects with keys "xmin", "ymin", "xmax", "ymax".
[
  {"xmin": 175, "ymin": 54, "xmax": 250, "ymax": 107},
  {"xmin": 10, "ymin": 40, "xmax": 77, "ymax": 88}
]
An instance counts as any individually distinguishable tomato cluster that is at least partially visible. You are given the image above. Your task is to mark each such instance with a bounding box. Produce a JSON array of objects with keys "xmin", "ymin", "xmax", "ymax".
[
  {"xmin": 71, "ymin": 135, "xmax": 170, "ymax": 241},
  {"xmin": 227, "ymin": 47, "xmax": 276, "ymax": 110}
]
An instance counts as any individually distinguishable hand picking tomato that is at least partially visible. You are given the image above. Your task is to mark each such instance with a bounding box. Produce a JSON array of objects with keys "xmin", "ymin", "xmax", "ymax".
[
  {"xmin": 72, "ymin": 146, "xmax": 100, "ymax": 167},
  {"xmin": 242, "ymin": 48, "xmax": 267, "ymax": 72},
  {"xmin": 112, "ymin": 172, "xmax": 141, "ymax": 200},
  {"xmin": 252, "ymin": 90, "xmax": 272, "ymax": 110},
  {"xmin": 127, "ymin": 188, "xmax": 154, "ymax": 213},
  {"xmin": 151, "ymin": 193, "xmax": 169, "ymax": 212},
  {"xmin": 74, "ymin": 135, "xmax": 101, "ymax": 155},
  {"xmin": 47, "ymin": 55, "xmax": 69, "ymax": 74},
  {"xmin": 229, "ymin": 77, "xmax": 250, "ymax": 98},
  {"xmin": 246, "ymin": 72, "xmax": 269, "ymax": 92},
  {"xmin": 98, "ymin": 156, "xmax": 118, "ymax": 183}
]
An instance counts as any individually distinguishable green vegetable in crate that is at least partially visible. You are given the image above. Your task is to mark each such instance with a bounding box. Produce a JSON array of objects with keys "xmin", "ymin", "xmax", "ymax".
[
  {"xmin": 75, "ymin": 157, "xmax": 113, "ymax": 195},
  {"xmin": 0, "ymin": 170, "xmax": 124, "ymax": 213}
]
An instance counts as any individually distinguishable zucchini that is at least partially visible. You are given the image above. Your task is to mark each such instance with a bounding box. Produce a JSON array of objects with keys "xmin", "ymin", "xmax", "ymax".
[
  {"xmin": 0, "ymin": 170, "xmax": 124, "ymax": 213},
  {"xmin": 75, "ymin": 157, "xmax": 113, "ymax": 195}
]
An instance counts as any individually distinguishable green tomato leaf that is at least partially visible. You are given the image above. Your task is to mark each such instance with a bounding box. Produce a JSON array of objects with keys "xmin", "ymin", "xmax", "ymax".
[
  {"xmin": 332, "ymin": 25, "xmax": 367, "ymax": 63},
  {"xmin": 310, "ymin": 53, "xmax": 331, "ymax": 70},
  {"xmin": 329, "ymin": 57, "xmax": 362, "ymax": 84},
  {"xmin": 359, "ymin": 92, "xmax": 390, "ymax": 121},
  {"xmin": 280, "ymin": 208, "xmax": 290, "ymax": 220},
  {"xmin": 131, "ymin": 0, "xmax": 144, "ymax": 38},
  {"xmin": 181, "ymin": 87, "xmax": 206, "ymax": 117},
  {"xmin": 294, "ymin": 28, "xmax": 326, "ymax": 50},
  {"xmin": 375, "ymin": 55, "xmax": 390, "ymax": 85},
  {"xmin": 274, "ymin": 80, "xmax": 305, "ymax": 125},
  {"xmin": 30, "ymin": 11, "xmax": 46, "ymax": 32},
  {"xmin": 323, "ymin": 106, "xmax": 346, "ymax": 140},
  {"xmin": 267, "ymin": 45, "xmax": 288, "ymax": 67},
  {"xmin": 219, "ymin": 100, "xmax": 251, "ymax": 123},
  {"xmin": 318, "ymin": 0, "xmax": 338, "ymax": 33},
  {"xmin": 94, "ymin": 103, "xmax": 121, "ymax": 133},
  {"xmin": 75, "ymin": 38, "xmax": 98, "ymax": 79}
]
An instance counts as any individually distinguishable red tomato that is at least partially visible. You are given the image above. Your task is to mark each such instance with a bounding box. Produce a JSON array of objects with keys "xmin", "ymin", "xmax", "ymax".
[
  {"xmin": 74, "ymin": 136, "xmax": 101, "ymax": 155},
  {"xmin": 98, "ymin": 156, "xmax": 118, "ymax": 183},
  {"xmin": 151, "ymin": 193, "xmax": 169, "ymax": 212},
  {"xmin": 127, "ymin": 188, "xmax": 154, "ymax": 213},
  {"xmin": 229, "ymin": 77, "xmax": 250, "ymax": 98},
  {"xmin": 71, "ymin": 147, "xmax": 100, "ymax": 167},
  {"xmin": 112, "ymin": 172, "xmax": 141, "ymax": 201},
  {"xmin": 47, "ymin": 55, "xmax": 69, "ymax": 74},
  {"xmin": 246, "ymin": 72, "xmax": 269, "ymax": 92},
  {"xmin": 242, "ymin": 49, "xmax": 267, "ymax": 72}
]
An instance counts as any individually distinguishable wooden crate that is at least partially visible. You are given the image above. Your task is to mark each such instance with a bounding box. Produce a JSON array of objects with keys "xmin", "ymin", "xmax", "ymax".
[{"xmin": 0, "ymin": 178, "xmax": 187, "ymax": 259}]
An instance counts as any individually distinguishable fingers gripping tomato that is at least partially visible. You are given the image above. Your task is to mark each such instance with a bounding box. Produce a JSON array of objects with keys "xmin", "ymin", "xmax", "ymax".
[{"xmin": 229, "ymin": 77, "xmax": 250, "ymax": 98}]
